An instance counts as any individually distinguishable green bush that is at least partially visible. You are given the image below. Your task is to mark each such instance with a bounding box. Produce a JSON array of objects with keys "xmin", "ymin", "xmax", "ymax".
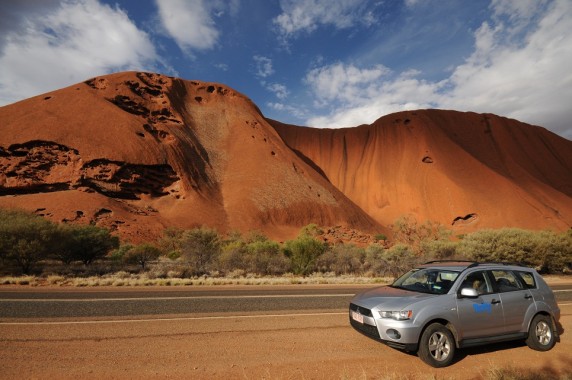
[
  {"xmin": 0, "ymin": 209, "xmax": 59, "ymax": 274},
  {"xmin": 317, "ymin": 244, "xmax": 365, "ymax": 275},
  {"xmin": 363, "ymin": 243, "xmax": 386, "ymax": 276},
  {"xmin": 457, "ymin": 228, "xmax": 572, "ymax": 273},
  {"xmin": 218, "ymin": 232, "xmax": 289, "ymax": 276},
  {"xmin": 283, "ymin": 235, "xmax": 326, "ymax": 275},
  {"xmin": 382, "ymin": 244, "xmax": 418, "ymax": 277},
  {"xmin": 109, "ymin": 244, "xmax": 134, "ymax": 263},
  {"xmin": 421, "ymin": 239, "xmax": 458, "ymax": 259}
]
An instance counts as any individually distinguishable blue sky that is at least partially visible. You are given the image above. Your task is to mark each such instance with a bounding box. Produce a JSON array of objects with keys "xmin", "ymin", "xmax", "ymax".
[{"xmin": 1, "ymin": 0, "xmax": 571, "ymax": 139}]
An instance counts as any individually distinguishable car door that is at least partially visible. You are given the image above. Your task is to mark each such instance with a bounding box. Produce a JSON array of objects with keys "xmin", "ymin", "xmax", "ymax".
[
  {"xmin": 489, "ymin": 269, "xmax": 533, "ymax": 333},
  {"xmin": 455, "ymin": 270, "xmax": 505, "ymax": 339}
]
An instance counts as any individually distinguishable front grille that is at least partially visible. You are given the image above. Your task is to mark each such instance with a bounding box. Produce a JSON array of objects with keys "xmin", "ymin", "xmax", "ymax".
[
  {"xmin": 349, "ymin": 303, "xmax": 373, "ymax": 317},
  {"xmin": 350, "ymin": 318, "xmax": 381, "ymax": 340}
]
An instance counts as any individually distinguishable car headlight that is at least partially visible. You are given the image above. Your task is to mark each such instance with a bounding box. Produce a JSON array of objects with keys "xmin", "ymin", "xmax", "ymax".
[{"xmin": 379, "ymin": 310, "xmax": 412, "ymax": 320}]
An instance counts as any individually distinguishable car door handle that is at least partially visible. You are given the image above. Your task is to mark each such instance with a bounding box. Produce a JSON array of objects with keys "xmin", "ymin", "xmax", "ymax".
[
  {"xmin": 491, "ymin": 299, "xmax": 501, "ymax": 304},
  {"xmin": 525, "ymin": 294, "xmax": 533, "ymax": 300}
]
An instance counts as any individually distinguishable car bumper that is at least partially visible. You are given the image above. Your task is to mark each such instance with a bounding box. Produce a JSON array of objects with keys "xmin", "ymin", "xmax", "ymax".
[{"xmin": 349, "ymin": 304, "xmax": 419, "ymax": 352}]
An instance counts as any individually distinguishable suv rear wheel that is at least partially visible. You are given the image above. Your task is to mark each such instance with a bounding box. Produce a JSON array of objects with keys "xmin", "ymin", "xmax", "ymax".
[
  {"xmin": 418, "ymin": 323, "xmax": 456, "ymax": 367},
  {"xmin": 526, "ymin": 314, "xmax": 555, "ymax": 351}
]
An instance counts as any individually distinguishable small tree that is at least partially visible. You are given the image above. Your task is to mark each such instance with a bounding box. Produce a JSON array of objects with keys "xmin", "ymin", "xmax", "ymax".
[
  {"xmin": 59, "ymin": 224, "xmax": 119, "ymax": 266},
  {"xmin": 181, "ymin": 227, "xmax": 222, "ymax": 275},
  {"xmin": 157, "ymin": 227, "xmax": 185, "ymax": 259},
  {"xmin": 124, "ymin": 243, "xmax": 161, "ymax": 270},
  {"xmin": 0, "ymin": 209, "xmax": 58, "ymax": 274}
]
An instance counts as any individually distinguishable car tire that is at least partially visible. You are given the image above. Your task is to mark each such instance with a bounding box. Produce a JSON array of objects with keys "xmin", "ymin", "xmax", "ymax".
[
  {"xmin": 526, "ymin": 314, "xmax": 555, "ymax": 351},
  {"xmin": 418, "ymin": 323, "xmax": 456, "ymax": 368}
]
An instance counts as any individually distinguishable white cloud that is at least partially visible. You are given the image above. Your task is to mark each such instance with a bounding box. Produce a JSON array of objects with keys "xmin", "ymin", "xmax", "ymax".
[
  {"xmin": 305, "ymin": 63, "xmax": 389, "ymax": 104},
  {"xmin": 274, "ymin": 0, "xmax": 376, "ymax": 38},
  {"xmin": 306, "ymin": 67, "xmax": 441, "ymax": 128},
  {"xmin": 0, "ymin": 0, "xmax": 158, "ymax": 106},
  {"xmin": 303, "ymin": 0, "xmax": 572, "ymax": 139},
  {"xmin": 443, "ymin": 0, "xmax": 572, "ymax": 138},
  {"xmin": 253, "ymin": 55, "xmax": 274, "ymax": 78},
  {"xmin": 267, "ymin": 102, "xmax": 307, "ymax": 119},
  {"xmin": 266, "ymin": 83, "xmax": 289, "ymax": 100},
  {"xmin": 155, "ymin": 0, "xmax": 221, "ymax": 52},
  {"xmin": 253, "ymin": 56, "xmax": 289, "ymax": 100}
]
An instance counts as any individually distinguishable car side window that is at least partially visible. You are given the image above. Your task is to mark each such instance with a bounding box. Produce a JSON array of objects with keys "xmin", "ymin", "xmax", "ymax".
[
  {"xmin": 460, "ymin": 271, "xmax": 491, "ymax": 295},
  {"xmin": 516, "ymin": 271, "xmax": 537, "ymax": 289},
  {"xmin": 490, "ymin": 270, "xmax": 523, "ymax": 292}
]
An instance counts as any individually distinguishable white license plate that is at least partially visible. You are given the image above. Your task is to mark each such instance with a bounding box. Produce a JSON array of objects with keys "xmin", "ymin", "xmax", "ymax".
[{"xmin": 351, "ymin": 311, "xmax": 364, "ymax": 324}]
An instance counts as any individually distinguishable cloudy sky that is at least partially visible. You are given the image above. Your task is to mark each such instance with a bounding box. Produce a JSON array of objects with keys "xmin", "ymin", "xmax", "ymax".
[{"xmin": 1, "ymin": 0, "xmax": 571, "ymax": 139}]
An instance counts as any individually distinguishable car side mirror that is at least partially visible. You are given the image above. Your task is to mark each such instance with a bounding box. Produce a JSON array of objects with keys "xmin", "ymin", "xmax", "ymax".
[{"xmin": 459, "ymin": 287, "xmax": 479, "ymax": 298}]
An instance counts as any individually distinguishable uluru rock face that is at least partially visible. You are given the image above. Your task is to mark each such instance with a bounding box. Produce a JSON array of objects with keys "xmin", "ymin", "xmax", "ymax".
[
  {"xmin": 0, "ymin": 72, "xmax": 380, "ymax": 242},
  {"xmin": 1, "ymin": 71, "xmax": 571, "ymax": 242},
  {"xmin": 269, "ymin": 110, "xmax": 572, "ymax": 233}
]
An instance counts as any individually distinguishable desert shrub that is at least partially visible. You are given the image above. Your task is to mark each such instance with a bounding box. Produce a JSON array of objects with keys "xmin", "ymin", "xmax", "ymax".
[
  {"xmin": 124, "ymin": 243, "xmax": 162, "ymax": 270},
  {"xmin": 532, "ymin": 230, "xmax": 571, "ymax": 273},
  {"xmin": 298, "ymin": 223, "xmax": 323, "ymax": 238},
  {"xmin": 0, "ymin": 209, "xmax": 59, "ymax": 274},
  {"xmin": 458, "ymin": 228, "xmax": 536, "ymax": 264},
  {"xmin": 317, "ymin": 244, "xmax": 365, "ymax": 275},
  {"xmin": 392, "ymin": 215, "xmax": 450, "ymax": 255},
  {"xmin": 219, "ymin": 232, "xmax": 289, "ymax": 275},
  {"xmin": 157, "ymin": 227, "xmax": 185, "ymax": 259},
  {"xmin": 108, "ymin": 244, "xmax": 134, "ymax": 263},
  {"xmin": 421, "ymin": 239, "xmax": 458, "ymax": 259},
  {"xmin": 457, "ymin": 228, "xmax": 572, "ymax": 273},
  {"xmin": 283, "ymin": 235, "xmax": 326, "ymax": 275},
  {"xmin": 219, "ymin": 240, "xmax": 247, "ymax": 274},
  {"xmin": 363, "ymin": 243, "xmax": 386, "ymax": 276},
  {"xmin": 245, "ymin": 239, "xmax": 289, "ymax": 275},
  {"xmin": 382, "ymin": 244, "xmax": 418, "ymax": 277},
  {"xmin": 181, "ymin": 227, "xmax": 222, "ymax": 275}
]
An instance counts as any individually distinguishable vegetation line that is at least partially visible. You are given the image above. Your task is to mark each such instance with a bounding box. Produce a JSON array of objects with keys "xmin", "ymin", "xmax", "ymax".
[{"xmin": 1, "ymin": 209, "xmax": 571, "ymax": 284}]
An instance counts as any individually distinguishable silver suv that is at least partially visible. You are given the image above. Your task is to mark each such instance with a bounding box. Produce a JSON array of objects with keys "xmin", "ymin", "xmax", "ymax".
[{"xmin": 349, "ymin": 261, "xmax": 560, "ymax": 367}]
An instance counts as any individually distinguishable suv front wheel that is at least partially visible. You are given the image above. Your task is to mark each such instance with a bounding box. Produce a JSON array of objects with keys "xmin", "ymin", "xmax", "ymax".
[
  {"xmin": 418, "ymin": 323, "xmax": 456, "ymax": 367},
  {"xmin": 526, "ymin": 314, "xmax": 555, "ymax": 351}
]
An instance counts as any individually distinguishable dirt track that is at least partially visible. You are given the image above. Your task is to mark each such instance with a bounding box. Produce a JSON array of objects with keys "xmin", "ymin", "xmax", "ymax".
[{"xmin": 1, "ymin": 303, "xmax": 571, "ymax": 379}]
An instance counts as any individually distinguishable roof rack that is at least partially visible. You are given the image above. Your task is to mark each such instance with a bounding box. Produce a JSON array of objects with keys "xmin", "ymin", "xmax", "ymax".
[
  {"xmin": 467, "ymin": 261, "xmax": 528, "ymax": 268},
  {"xmin": 423, "ymin": 260, "xmax": 529, "ymax": 268},
  {"xmin": 423, "ymin": 260, "xmax": 474, "ymax": 264}
]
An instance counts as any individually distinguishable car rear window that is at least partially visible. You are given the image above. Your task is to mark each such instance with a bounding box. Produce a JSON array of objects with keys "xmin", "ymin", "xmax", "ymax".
[
  {"xmin": 516, "ymin": 271, "xmax": 537, "ymax": 289},
  {"xmin": 490, "ymin": 270, "xmax": 523, "ymax": 292}
]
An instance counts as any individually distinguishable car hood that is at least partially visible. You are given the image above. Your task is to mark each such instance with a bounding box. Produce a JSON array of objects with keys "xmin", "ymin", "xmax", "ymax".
[{"xmin": 351, "ymin": 286, "xmax": 438, "ymax": 310}]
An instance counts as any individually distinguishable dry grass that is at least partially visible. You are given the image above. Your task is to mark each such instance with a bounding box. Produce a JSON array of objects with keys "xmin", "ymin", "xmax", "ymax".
[
  {"xmin": 481, "ymin": 365, "xmax": 572, "ymax": 380},
  {"xmin": 0, "ymin": 273, "xmax": 393, "ymax": 287}
]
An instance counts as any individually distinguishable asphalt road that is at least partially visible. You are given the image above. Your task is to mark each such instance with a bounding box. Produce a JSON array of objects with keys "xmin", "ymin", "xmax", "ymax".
[
  {"xmin": 0, "ymin": 285, "xmax": 367, "ymax": 319},
  {"xmin": 0, "ymin": 284, "xmax": 571, "ymax": 320}
]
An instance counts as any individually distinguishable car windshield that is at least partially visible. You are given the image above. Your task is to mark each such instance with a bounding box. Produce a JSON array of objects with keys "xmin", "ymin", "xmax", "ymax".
[{"xmin": 391, "ymin": 268, "xmax": 460, "ymax": 294}]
